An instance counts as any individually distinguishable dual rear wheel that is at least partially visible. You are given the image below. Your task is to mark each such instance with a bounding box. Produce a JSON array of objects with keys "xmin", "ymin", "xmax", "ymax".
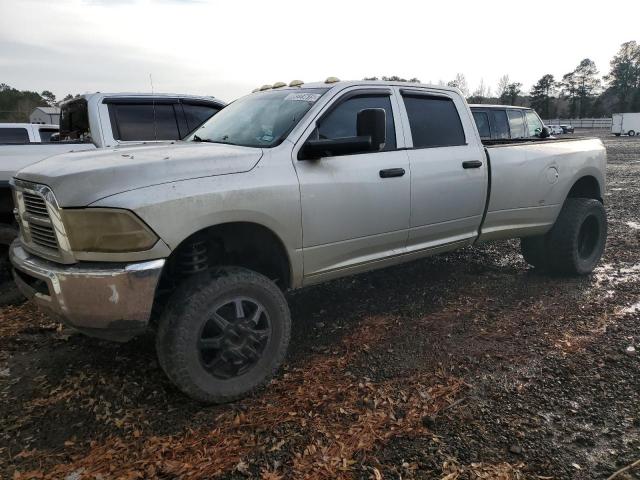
[{"xmin": 521, "ymin": 198, "xmax": 607, "ymax": 275}]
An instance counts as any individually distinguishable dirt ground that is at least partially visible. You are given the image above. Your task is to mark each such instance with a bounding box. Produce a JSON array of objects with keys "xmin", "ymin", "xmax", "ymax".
[{"xmin": 1, "ymin": 129, "xmax": 639, "ymax": 480}]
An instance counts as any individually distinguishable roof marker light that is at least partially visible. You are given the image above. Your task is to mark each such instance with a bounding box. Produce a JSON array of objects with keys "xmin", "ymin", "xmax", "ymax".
[
  {"xmin": 259, "ymin": 84, "xmax": 273, "ymax": 91},
  {"xmin": 289, "ymin": 80, "xmax": 304, "ymax": 87},
  {"xmin": 272, "ymin": 82, "xmax": 286, "ymax": 88},
  {"xmin": 325, "ymin": 76, "xmax": 340, "ymax": 84}
]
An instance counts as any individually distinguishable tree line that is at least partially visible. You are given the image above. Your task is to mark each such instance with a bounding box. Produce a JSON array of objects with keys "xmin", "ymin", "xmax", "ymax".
[
  {"xmin": 0, "ymin": 83, "xmax": 79, "ymax": 122},
  {"xmin": 3, "ymin": 40, "xmax": 639, "ymax": 123},
  {"xmin": 369, "ymin": 41, "xmax": 640, "ymax": 119}
]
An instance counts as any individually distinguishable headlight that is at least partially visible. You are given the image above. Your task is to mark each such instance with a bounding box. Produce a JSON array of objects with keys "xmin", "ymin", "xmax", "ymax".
[{"xmin": 62, "ymin": 209, "xmax": 158, "ymax": 253}]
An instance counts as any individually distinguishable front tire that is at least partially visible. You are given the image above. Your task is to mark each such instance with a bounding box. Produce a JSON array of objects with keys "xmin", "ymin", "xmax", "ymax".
[
  {"xmin": 156, "ymin": 267, "xmax": 291, "ymax": 403},
  {"xmin": 521, "ymin": 198, "xmax": 607, "ymax": 275},
  {"xmin": 628, "ymin": 130, "xmax": 636, "ymax": 137}
]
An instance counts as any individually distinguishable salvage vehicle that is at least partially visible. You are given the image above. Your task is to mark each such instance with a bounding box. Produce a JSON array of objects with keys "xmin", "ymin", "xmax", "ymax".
[
  {"xmin": 0, "ymin": 123, "xmax": 59, "ymax": 143},
  {"xmin": 470, "ymin": 104, "xmax": 549, "ymax": 141},
  {"xmin": 0, "ymin": 93, "xmax": 224, "ymax": 304},
  {"xmin": 9, "ymin": 79, "xmax": 607, "ymax": 403}
]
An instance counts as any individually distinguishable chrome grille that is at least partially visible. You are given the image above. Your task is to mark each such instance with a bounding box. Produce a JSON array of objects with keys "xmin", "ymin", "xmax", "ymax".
[
  {"xmin": 28, "ymin": 222, "xmax": 58, "ymax": 250},
  {"xmin": 22, "ymin": 192, "xmax": 49, "ymax": 216},
  {"xmin": 11, "ymin": 179, "xmax": 73, "ymax": 263}
]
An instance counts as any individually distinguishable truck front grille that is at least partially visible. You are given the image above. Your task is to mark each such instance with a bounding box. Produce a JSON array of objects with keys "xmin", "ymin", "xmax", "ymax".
[
  {"xmin": 11, "ymin": 179, "xmax": 73, "ymax": 263},
  {"xmin": 22, "ymin": 192, "xmax": 49, "ymax": 216}
]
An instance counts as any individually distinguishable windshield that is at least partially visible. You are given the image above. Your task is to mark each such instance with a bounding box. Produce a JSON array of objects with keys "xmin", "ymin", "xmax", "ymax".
[{"xmin": 185, "ymin": 88, "xmax": 327, "ymax": 148}]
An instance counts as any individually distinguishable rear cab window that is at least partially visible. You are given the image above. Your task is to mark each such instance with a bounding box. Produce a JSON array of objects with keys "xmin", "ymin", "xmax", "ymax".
[
  {"xmin": 109, "ymin": 103, "xmax": 181, "ymax": 141},
  {"xmin": 472, "ymin": 111, "xmax": 491, "ymax": 139},
  {"xmin": 38, "ymin": 128, "xmax": 59, "ymax": 142},
  {"xmin": 402, "ymin": 94, "xmax": 465, "ymax": 148},
  {"xmin": 0, "ymin": 128, "xmax": 30, "ymax": 144},
  {"xmin": 490, "ymin": 110, "xmax": 510, "ymax": 139},
  {"xmin": 507, "ymin": 110, "xmax": 525, "ymax": 139}
]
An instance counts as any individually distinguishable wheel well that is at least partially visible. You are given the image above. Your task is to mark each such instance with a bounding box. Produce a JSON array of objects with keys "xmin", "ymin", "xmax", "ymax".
[
  {"xmin": 160, "ymin": 222, "xmax": 292, "ymax": 293},
  {"xmin": 567, "ymin": 176, "xmax": 602, "ymax": 203}
]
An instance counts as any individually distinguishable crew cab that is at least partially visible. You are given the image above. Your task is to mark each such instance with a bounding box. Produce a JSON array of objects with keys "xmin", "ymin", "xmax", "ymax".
[
  {"xmin": 0, "ymin": 123, "xmax": 59, "ymax": 144},
  {"xmin": 470, "ymin": 104, "xmax": 548, "ymax": 141},
  {"xmin": 9, "ymin": 80, "xmax": 607, "ymax": 403},
  {"xmin": 0, "ymin": 93, "xmax": 224, "ymax": 304}
]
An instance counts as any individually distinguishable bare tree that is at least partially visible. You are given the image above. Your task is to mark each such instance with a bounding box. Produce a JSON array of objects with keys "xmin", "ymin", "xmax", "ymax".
[
  {"xmin": 447, "ymin": 73, "xmax": 469, "ymax": 97},
  {"xmin": 496, "ymin": 74, "xmax": 510, "ymax": 98}
]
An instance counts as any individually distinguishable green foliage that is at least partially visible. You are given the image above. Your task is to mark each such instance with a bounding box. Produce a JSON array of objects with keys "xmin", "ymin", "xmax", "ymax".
[
  {"xmin": 499, "ymin": 82, "xmax": 522, "ymax": 106},
  {"xmin": 0, "ymin": 83, "xmax": 48, "ymax": 122},
  {"xmin": 606, "ymin": 41, "xmax": 640, "ymax": 112},
  {"xmin": 530, "ymin": 74, "xmax": 556, "ymax": 118}
]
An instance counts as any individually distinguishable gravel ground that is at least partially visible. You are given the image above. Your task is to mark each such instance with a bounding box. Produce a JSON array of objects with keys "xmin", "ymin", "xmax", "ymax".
[{"xmin": 1, "ymin": 129, "xmax": 639, "ymax": 479}]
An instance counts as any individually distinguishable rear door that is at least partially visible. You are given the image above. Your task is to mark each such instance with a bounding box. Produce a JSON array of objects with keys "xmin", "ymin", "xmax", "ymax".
[{"xmin": 400, "ymin": 89, "xmax": 487, "ymax": 252}]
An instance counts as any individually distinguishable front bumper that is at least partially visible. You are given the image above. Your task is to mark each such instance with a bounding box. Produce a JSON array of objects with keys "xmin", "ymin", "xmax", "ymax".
[{"xmin": 10, "ymin": 241, "xmax": 165, "ymax": 341}]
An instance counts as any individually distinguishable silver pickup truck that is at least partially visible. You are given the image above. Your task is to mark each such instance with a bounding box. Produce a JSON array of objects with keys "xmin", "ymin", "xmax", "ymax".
[{"xmin": 9, "ymin": 80, "xmax": 607, "ymax": 403}]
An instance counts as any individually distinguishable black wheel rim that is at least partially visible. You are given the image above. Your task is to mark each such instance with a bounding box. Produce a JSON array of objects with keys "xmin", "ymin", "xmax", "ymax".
[
  {"xmin": 577, "ymin": 215, "xmax": 600, "ymax": 260},
  {"xmin": 198, "ymin": 297, "xmax": 271, "ymax": 379}
]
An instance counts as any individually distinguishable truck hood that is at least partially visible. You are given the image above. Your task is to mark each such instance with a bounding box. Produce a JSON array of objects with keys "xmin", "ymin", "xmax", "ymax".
[{"xmin": 15, "ymin": 142, "xmax": 263, "ymax": 207}]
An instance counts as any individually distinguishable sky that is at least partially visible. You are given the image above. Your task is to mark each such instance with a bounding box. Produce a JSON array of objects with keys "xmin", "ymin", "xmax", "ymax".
[{"xmin": 1, "ymin": 0, "xmax": 639, "ymax": 103}]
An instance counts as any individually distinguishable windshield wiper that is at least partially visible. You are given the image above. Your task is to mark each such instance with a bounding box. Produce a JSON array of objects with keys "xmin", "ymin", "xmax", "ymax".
[
  {"xmin": 192, "ymin": 135, "xmax": 214, "ymax": 143},
  {"xmin": 192, "ymin": 135, "xmax": 236, "ymax": 146}
]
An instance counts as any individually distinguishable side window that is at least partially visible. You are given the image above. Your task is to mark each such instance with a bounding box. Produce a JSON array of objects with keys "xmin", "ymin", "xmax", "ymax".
[
  {"xmin": 490, "ymin": 110, "xmax": 510, "ymax": 139},
  {"xmin": 403, "ymin": 95, "xmax": 466, "ymax": 148},
  {"xmin": 525, "ymin": 110, "xmax": 544, "ymax": 137},
  {"xmin": 318, "ymin": 94, "xmax": 396, "ymax": 151},
  {"xmin": 472, "ymin": 111, "xmax": 491, "ymax": 139},
  {"xmin": 183, "ymin": 104, "xmax": 220, "ymax": 132},
  {"xmin": 38, "ymin": 128, "xmax": 58, "ymax": 142},
  {"xmin": 0, "ymin": 128, "xmax": 30, "ymax": 144},
  {"xmin": 111, "ymin": 104, "xmax": 180, "ymax": 141},
  {"xmin": 507, "ymin": 110, "xmax": 525, "ymax": 139}
]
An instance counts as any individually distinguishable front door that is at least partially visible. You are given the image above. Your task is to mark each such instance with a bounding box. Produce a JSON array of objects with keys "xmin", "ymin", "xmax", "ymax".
[{"xmin": 293, "ymin": 88, "xmax": 410, "ymax": 281}]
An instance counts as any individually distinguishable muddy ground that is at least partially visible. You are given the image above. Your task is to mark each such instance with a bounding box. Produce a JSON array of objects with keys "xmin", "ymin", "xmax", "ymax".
[{"xmin": 1, "ymin": 130, "xmax": 639, "ymax": 480}]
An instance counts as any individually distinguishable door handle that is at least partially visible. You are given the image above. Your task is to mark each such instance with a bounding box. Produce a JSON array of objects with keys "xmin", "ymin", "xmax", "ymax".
[
  {"xmin": 462, "ymin": 160, "xmax": 483, "ymax": 169},
  {"xmin": 379, "ymin": 168, "xmax": 406, "ymax": 178}
]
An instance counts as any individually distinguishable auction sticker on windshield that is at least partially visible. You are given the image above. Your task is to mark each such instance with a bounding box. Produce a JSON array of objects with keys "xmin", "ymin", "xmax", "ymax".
[{"xmin": 284, "ymin": 93, "xmax": 321, "ymax": 102}]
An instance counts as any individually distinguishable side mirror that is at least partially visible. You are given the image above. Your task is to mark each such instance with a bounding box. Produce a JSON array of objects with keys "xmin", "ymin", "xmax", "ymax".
[
  {"xmin": 298, "ymin": 108, "xmax": 387, "ymax": 160},
  {"xmin": 357, "ymin": 108, "xmax": 386, "ymax": 151},
  {"xmin": 539, "ymin": 126, "xmax": 551, "ymax": 139}
]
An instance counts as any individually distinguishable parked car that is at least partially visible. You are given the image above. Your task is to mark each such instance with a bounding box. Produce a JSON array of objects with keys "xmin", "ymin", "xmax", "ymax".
[
  {"xmin": 0, "ymin": 123, "xmax": 59, "ymax": 143},
  {"xmin": 10, "ymin": 79, "xmax": 607, "ymax": 403},
  {"xmin": 612, "ymin": 112, "xmax": 640, "ymax": 136},
  {"xmin": 560, "ymin": 124, "xmax": 575, "ymax": 134},
  {"xmin": 0, "ymin": 93, "xmax": 225, "ymax": 305},
  {"xmin": 546, "ymin": 124, "xmax": 564, "ymax": 135},
  {"xmin": 469, "ymin": 105, "xmax": 550, "ymax": 140}
]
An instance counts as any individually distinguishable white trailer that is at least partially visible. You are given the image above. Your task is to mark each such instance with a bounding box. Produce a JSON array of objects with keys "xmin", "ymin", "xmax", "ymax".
[{"xmin": 612, "ymin": 113, "xmax": 640, "ymax": 136}]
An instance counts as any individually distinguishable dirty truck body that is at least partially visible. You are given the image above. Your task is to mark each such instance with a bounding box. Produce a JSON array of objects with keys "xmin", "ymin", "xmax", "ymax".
[{"xmin": 10, "ymin": 81, "xmax": 607, "ymax": 402}]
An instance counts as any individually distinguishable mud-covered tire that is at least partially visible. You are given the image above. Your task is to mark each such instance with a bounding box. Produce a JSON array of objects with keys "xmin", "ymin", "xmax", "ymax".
[
  {"xmin": 614, "ymin": 133, "xmax": 621, "ymax": 137},
  {"xmin": 0, "ymin": 225, "xmax": 24, "ymax": 306},
  {"xmin": 156, "ymin": 267, "xmax": 291, "ymax": 404},
  {"xmin": 521, "ymin": 198, "xmax": 607, "ymax": 275}
]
